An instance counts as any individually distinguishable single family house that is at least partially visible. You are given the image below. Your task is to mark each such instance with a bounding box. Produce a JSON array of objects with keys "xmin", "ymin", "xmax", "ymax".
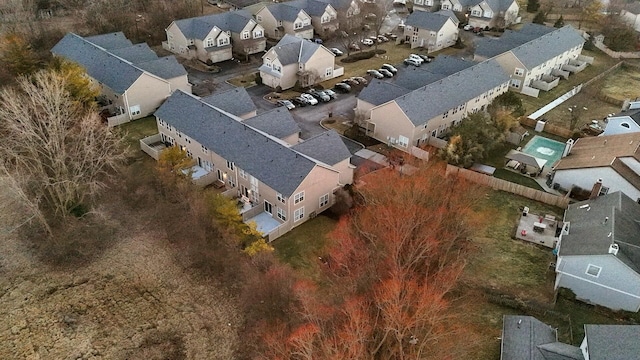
[
  {"xmin": 279, "ymin": 0, "xmax": 339, "ymax": 37},
  {"xmin": 412, "ymin": 0, "xmax": 442, "ymax": 13},
  {"xmin": 440, "ymin": 0, "xmax": 519, "ymax": 28},
  {"xmin": 554, "ymin": 191, "xmax": 640, "ymax": 312},
  {"xmin": 403, "ymin": 9, "xmax": 459, "ymax": 51},
  {"xmin": 501, "ymin": 315, "xmax": 640, "ymax": 359},
  {"xmin": 259, "ymin": 34, "xmax": 343, "ymax": 90},
  {"xmin": 255, "ymin": 3, "xmax": 314, "ymax": 39},
  {"xmin": 475, "ymin": 24, "xmax": 589, "ymax": 97},
  {"xmin": 152, "ymin": 90, "xmax": 353, "ymax": 241},
  {"xmin": 550, "ymin": 133, "xmax": 640, "ymax": 201},
  {"xmin": 356, "ymin": 58, "xmax": 510, "ymax": 152},
  {"xmin": 51, "ymin": 32, "xmax": 190, "ymax": 126},
  {"xmin": 620, "ymin": 2, "xmax": 640, "ymax": 33},
  {"xmin": 602, "ymin": 103, "xmax": 640, "ymax": 136},
  {"xmin": 164, "ymin": 10, "xmax": 266, "ymax": 64}
]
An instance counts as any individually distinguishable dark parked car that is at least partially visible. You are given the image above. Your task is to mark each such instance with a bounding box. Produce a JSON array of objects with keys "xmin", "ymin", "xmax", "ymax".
[
  {"xmin": 291, "ymin": 96, "xmax": 308, "ymax": 107},
  {"xmin": 418, "ymin": 54, "xmax": 434, "ymax": 63},
  {"xmin": 309, "ymin": 89, "xmax": 331, "ymax": 102},
  {"xmin": 344, "ymin": 78, "xmax": 359, "ymax": 86},
  {"xmin": 334, "ymin": 82, "xmax": 352, "ymax": 93}
]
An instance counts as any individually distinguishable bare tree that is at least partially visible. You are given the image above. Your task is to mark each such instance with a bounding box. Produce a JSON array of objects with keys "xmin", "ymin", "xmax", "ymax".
[
  {"xmin": 362, "ymin": 0, "xmax": 394, "ymax": 51},
  {"xmin": 0, "ymin": 69, "xmax": 125, "ymax": 234}
]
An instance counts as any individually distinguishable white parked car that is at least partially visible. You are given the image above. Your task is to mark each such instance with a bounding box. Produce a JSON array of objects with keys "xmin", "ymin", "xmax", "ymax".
[
  {"xmin": 463, "ymin": 24, "xmax": 473, "ymax": 31},
  {"xmin": 408, "ymin": 54, "xmax": 425, "ymax": 64},
  {"xmin": 403, "ymin": 58, "xmax": 421, "ymax": 67},
  {"xmin": 300, "ymin": 93, "xmax": 318, "ymax": 105},
  {"xmin": 330, "ymin": 47, "xmax": 343, "ymax": 56},
  {"xmin": 361, "ymin": 38, "xmax": 374, "ymax": 46}
]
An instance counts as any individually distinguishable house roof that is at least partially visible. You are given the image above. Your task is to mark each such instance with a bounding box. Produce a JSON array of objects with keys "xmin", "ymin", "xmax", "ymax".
[
  {"xmin": 584, "ymin": 325, "xmax": 640, "ymax": 360},
  {"xmin": 560, "ymin": 191, "xmax": 640, "ymax": 271},
  {"xmin": 554, "ymin": 133, "xmax": 640, "ymax": 170},
  {"xmin": 174, "ymin": 10, "xmax": 255, "ymax": 39},
  {"xmin": 267, "ymin": 3, "xmax": 307, "ymax": 21},
  {"xmin": 501, "ymin": 315, "xmax": 560, "ymax": 360},
  {"xmin": 611, "ymin": 107, "xmax": 640, "ymax": 127},
  {"xmin": 269, "ymin": 34, "xmax": 324, "ymax": 65},
  {"xmin": 221, "ymin": 0, "xmax": 263, "ymax": 8},
  {"xmin": 358, "ymin": 79, "xmax": 410, "ymax": 106},
  {"xmin": 201, "ymin": 87, "xmax": 257, "ymax": 117},
  {"xmin": 536, "ymin": 342, "xmax": 584, "ymax": 360},
  {"xmin": 460, "ymin": 0, "xmax": 516, "ymax": 11},
  {"xmin": 155, "ymin": 91, "xmax": 319, "ymax": 196},
  {"xmin": 475, "ymin": 24, "xmax": 577, "ymax": 63},
  {"xmin": 405, "ymin": 10, "xmax": 453, "ymax": 31},
  {"xmin": 316, "ymin": 0, "xmax": 353, "ymax": 11},
  {"xmin": 392, "ymin": 58, "xmax": 509, "ymax": 126},
  {"xmin": 285, "ymin": 0, "xmax": 332, "ymax": 16},
  {"xmin": 243, "ymin": 107, "xmax": 300, "ymax": 138},
  {"xmin": 506, "ymin": 149, "xmax": 547, "ymax": 169},
  {"xmin": 84, "ymin": 32, "xmax": 132, "ymax": 50},
  {"xmin": 292, "ymin": 130, "xmax": 351, "ymax": 166},
  {"xmin": 624, "ymin": 2, "xmax": 640, "ymax": 15},
  {"xmin": 436, "ymin": 9, "xmax": 459, "ymax": 23},
  {"xmin": 52, "ymin": 33, "xmax": 185, "ymax": 94},
  {"xmin": 392, "ymin": 55, "xmax": 475, "ymax": 90},
  {"xmin": 52, "ymin": 33, "xmax": 144, "ymax": 94}
]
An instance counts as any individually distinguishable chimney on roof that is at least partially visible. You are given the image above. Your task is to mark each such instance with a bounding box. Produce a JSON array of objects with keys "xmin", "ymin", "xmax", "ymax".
[
  {"xmin": 609, "ymin": 243, "xmax": 619, "ymax": 256},
  {"xmin": 589, "ymin": 178, "xmax": 603, "ymax": 200},
  {"xmin": 562, "ymin": 138, "xmax": 574, "ymax": 158}
]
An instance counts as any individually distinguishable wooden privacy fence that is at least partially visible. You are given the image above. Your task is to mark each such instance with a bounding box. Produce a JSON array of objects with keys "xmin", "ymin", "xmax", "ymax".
[
  {"xmin": 520, "ymin": 117, "xmax": 574, "ymax": 139},
  {"xmin": 446, "ymin": 165, "xmax": 570, "ymax": 209}
]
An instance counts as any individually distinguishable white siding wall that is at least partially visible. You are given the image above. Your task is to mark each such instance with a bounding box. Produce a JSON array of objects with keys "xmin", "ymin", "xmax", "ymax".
[
  {"xmin": 553, "ymin": 166, "xmax": 640, "ymax": 201},
  {"xmin": 602, "ymin": 117, "xmax": 640, "ymax": 136}
]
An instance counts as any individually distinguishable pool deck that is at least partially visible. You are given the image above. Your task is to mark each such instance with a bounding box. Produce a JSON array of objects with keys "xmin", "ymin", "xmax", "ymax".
[
  {"xmin": 515, "ymin": 212, "xmax": 560, "ymax": 248},
  {"xmin": 521, "ymin": 135, "xmax": 566, "ymax": 168}
]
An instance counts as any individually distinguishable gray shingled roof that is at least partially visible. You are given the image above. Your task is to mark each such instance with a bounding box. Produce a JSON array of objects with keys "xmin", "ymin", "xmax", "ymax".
[
  {"xmin": 222, "ymin": 0, "xmax": 262, "ymax": 8},
  {"xmin": 136, "ymin": 56, "xmax": 188, "ymax": 80},
  {"xmin": 268, "ymin": 3, "xmax": 306, "ymax": 21},
  {"xmin": 285, "ymin": 0, "xmax": 331, "ymax": 16},
  {"xmin": 560, "ymin": 191, "xmax": 640, "ymax": 272},
  {"xmin": 202, "ymin": 87, "xmax": 257, "ymax": 117},
  {"xmin": 110, "ymin": 43, "xmax": 162, "ymax": 64},
  {"xmin": 358, "ymin": 79, "xmax": 409, "ymax": 106},
  {"xmin": 174, "ymin": 10, "xmax": 254, "ymax": 40},
  {"xmin": 243, "ymin": 107, "xmax": 300, "ymax": 138},
  {"xmin": 292, "ymin": 130, "xmax": 351, "ymax": 166},
  {"xmin": 460, "ymin": 0, "xmax": 515, "ymax": 11},
  {"xmin": 475, "ymin": 23, "xmax": 555, "ymax": 59},
  {"xmin": 84, "ymin": 32, "xmax": 132, "ymax": 50},
  {"xmin": 270, "ymin": 34, "xmax": 322, "ymax": 65},
  {"xmin": 405, "ymin": 10, "xmax": 452, "ymax": 31},
  {"xmin": 613, "ymin": 108, "xmax": 640, "ymax": 126},
  {"xmin": 584, "ymin": 325, "xmax": 640, "ymax": 360},
  {"xmin": 52, "ymin": 33, "xmax": 143, "ymax": 94},
  {"xmin": 435, "ymin": 9, "xmax": 459, "ymax": 24},
  {"xmin": 393, "ymin": 58, "xmax": 509, "ymax": 126},
  {"xmin": 501, "ymin": 315, "xmax": 559, "ymax": 360},
  {"xmin": 392, "ymin": 55, "xmax": 475, "ymax": 90},
  {"xmin": 317, "ymin": 0, "xmax": 351, "ymax": 10},
  {"xmin": 155, "ymin": 91, "xmax": 317, "ymax": 196},
  {"xmin": 52, "ymin": 33, "xmax": 186, "ymax": 94}
]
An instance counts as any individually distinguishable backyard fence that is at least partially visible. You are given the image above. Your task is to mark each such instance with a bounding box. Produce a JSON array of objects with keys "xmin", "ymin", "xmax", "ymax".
[
  {"xmin": 594, "ymin": 40, "xmax": 640, "ymax": 59},
  {"xmin": 446, "ymin": 165, "xmax": 570, "ymax": 209},
  {"xmin": 520, "ymin": 117, "xmax": 574, "ymax": 139}
]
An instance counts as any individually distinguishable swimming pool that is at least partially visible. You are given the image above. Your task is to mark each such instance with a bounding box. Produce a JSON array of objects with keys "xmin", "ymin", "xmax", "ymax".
[{"xmin": 521, "ymin": 135, "xmax": 566, "ymax": 166}]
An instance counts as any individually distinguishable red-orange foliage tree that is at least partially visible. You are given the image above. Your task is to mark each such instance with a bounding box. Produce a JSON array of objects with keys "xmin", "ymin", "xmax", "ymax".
[{"xmin": 260, "ymin": 164, "xmax": 486, "ymax": 359}]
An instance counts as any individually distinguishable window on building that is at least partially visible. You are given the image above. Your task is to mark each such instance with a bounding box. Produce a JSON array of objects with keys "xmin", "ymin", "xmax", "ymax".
[
  {"xmin": 228, "ymin": 174, "xmax": 236, "ymax": 188},
  {"xmin": 202, "ymin": 160, "xmax": 213, "ymax": 171},
  {"xmin": 586, "ymin": 264, "xmax": 601, "ymax": 278},
  {"xmin": 277, "ymin": 207, "xmax": 287, "ymax": 221},
  {"xmin": 201, "ymin": 145, "xmax": 208, "ymax": 153},
  {"xmin": 398, "ymin": 135, "xmax": 409, "ymax": 147},
  {"xmin": 472, "ymin": 9, "xmax": 481, "ymax": 16},
  {"xmin": 510, "ymin": 79, "xmax": 521, "ymax": 88},
  {"xmin": 319, "ymin": 194, "xmax": 329, "ymax": 207},
  {"xmin": 256, "ymin": 15, "xmax": 262, "ymax": 21},
  {"xmin": 264, "ymin": 200, "xmax": 272, "ymax": 214},
  {"xmin": 239, "ymin": 169, "xmax": 248, "ymax": 179},
  {"xmin": 322, "ymin": 15, "xmax": 330, "ymax": 23},
  {"xmin": 302, "ymin": 18, "xmax": 310, "ymax": 26},
  {"xmin": 294, "ymin": 207, "xmax": 304, "ymax": 222},
  {"xmin": 294, "ymin": 22, "xmax": 303, "ymax": 29},
  {"xmin": 254, "ymin": 29, "xmax": 263, "ymax": 38},
  {"xmin": 443, "ymin": 111, "xmax": 449, "ymax": 119},
  {"xmin": 217, "ymin": 37, "xmax": 229, "ymax": 46},
  {"xmin": 227, "ymin": 160, "xmax": 234, "ymax": 170},
  {"xmin": 325, "ymin": 67, "xmax": 333, "ymax": 77},
  {"xmin": 277, "ymin": 193, "xmax": 286, "ymax": 203},
  {"xmin": 129, "ymin": 105, "xmax": 141, "ymax": 116},
  {"xmin": 205, "ymin": 37, "xmax": 214, "ymax": 47},
  {"xmin": 514, "ymin": 68, "xmax": 525, "ymax": 76},
  {"xmin": 273, "ymin": 63, "xmax": 282, "ymax": 72},
  {"xmin": 442, "ymin": 4, "xmax": 449, "ymax": 9},
  {"xmin": 294, "ymin": 191, "xmax": 305, "ymax": 204},
  {"xmin": 242, "ymin": 31, "xmax": 250, "ymax": 39},
  {"xmin": 598, "ymin": 186, "xmax": 609, "ymax": 196}
]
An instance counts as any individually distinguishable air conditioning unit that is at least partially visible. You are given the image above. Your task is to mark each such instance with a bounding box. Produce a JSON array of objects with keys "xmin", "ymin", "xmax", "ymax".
[{"xmin": 309, "ymin": 211, "xmax": 317, "ymax": 218}]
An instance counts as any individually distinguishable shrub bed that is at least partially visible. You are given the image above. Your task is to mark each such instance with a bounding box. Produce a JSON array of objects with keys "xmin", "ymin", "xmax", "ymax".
[{"xmin": 340, "ymin": 49, "xmax": 387, "ymax": 63}]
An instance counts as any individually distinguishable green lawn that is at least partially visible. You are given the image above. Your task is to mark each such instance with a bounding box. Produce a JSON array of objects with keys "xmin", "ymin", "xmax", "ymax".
[
  {"xmin": 493, "ymin": 169, "xmax": 545, "ymax": 191},
  {"xmin": 273, "ymin": 214, "xmax": 337, "ymax": 279},
  {"xmin": 116, "ymin": 116, "xmax": 158, "ymax": 154}
]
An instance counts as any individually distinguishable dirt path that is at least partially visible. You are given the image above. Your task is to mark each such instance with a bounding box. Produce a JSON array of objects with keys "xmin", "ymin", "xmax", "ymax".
[{"xmin": 0, "ymin": 220, "xmax": 241, "ymax": 359}]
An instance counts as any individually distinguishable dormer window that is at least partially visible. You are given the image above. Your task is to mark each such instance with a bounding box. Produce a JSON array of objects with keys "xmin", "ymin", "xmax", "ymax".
[
  {"xmin": 294, "ymin": 22, "xmax": 303, "ymax": 29},
  {"xmin": 254, "ymin": 29, "xmax": 263, "ymax": 38},
  {"xmin": 205, "ymin": 37, "xmax": 214, "ymax": 47},
  {"xmin": 218, "ymin": 37, "xmax": 229, "ymax": 46},
  {"xmin": 242, "ymin": 31, "xmax": 250, "ymax": 39},
  {"xmin": 321, "ymin": 15, "xmax": 330, "ymax": 23}
]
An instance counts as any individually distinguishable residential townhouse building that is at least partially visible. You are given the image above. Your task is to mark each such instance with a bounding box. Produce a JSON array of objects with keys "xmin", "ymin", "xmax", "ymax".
[
  {"xmin": 52, "ymin": 32, "xmax": 190, "ymax": 127},
  {"xmin": 259, "ymin": 34, "xmax": 343, "ymax": 90},
  {"xmin": 440, "ymin": 0, "xmax": 519, "ymax": 29},
  {"xmin": 282, "ymin": 0, "xmax": 339, "ymax": 37},
  {"xmin": 475, "ymin": 24, "xmax": 590, "ymax": 97},
  {"xmin": 356, "ymin": 58, "xmax": 510, "ymax": 152},
  {"xmin": 412, "ymin": 0, "xmax": 442, "ymax": 13},
  {"xmin": 201, "ymin": 87, "xmax": 257, "ymax": 119},
  {"xmin": 153, "ymin": 90, "xmax": 353, "ymax": 240},
  {"xmin": 164, "ymin": 10, "xmax": 266, "ymax": 64},
  {"xmin": 620, "ymin": 2, "xmax": 640, "ymax": 32},
  {"xmin": 403, "ymin": 9, "xmax": 459, "ymax": 51},
  {"xmin": 255, "ymin": 3, "xmax": 314, "ymax": 39}
]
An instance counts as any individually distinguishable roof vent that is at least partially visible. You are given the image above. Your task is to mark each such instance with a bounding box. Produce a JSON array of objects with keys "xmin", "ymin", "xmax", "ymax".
[{"xmin": 609, "ymin": 243, "xmax": 619, "ymax": 255}]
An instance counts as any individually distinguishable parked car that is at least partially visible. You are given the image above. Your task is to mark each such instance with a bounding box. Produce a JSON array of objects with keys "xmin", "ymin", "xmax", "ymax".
[
  {"xmin": 404, "ymin": 58, "xmax": 421, "ymax": 67},
  {"xmin": 334, "ymin": 82, "xmax": 352, "ymax": 93},
  {"xmin": 367, "ymin": 69, "xmax": 385, "ymax": 79},
  {"xmin": 408, "ymin": 54, "xmax": 425, "ymax": 64},
  {"xmin": 361, "ymin": 38, "xmax": 374, "ymax": 46},
  {"xmin": 417, "ymin": 54, "xmax": 433, "ymax": 63},
  {"xmin": 377, "ymin": 35, "xmax": 389, "ymax": 42},
  {"xmin": 309, "ymin": 89, "xmax": 331, "ymax": 102},
  {"xmin": 463, "ymin": 24, "xmax": 473, "ymax": 31},
  {"xmin": 397, "ymin": 20, "xmax": 405, "ymax": 30},
  {"xmin": 344, "ymin": 78, "xmax": 360, "ymax": 86},
  {"xmin": 353, "ymin": 76, "xmax": 368, "ymax": 85},
  {"xmin": 472, "ymin": 27, "xmax": 483, "ymax": 34},
  {"xmin": 349, "ymin": 43, "xmax": 361, "ymax": 51},
  {"xmin": 378, "ymin": 68, "xmax": 394, "ymax": 78},
  {"xmin": 329, "ymin": 47, "xmax": 344, "ymax": 56},
  {"xmin": 381, "ymin": 63, "xmax": 398, "ymax": 74},
  {"xmin": 323, "ymin": 88, "xmax": 337, "ymax": 98},
  {"xmin": 291, "ymin": 96, "xmax": 308, "ymax": 107},
  {"xmin": 277, "ymin": 99, "xmax": 295, "ymax": 110},
  {"xmin": 313, "ymin": 38, "xmax": 323, "ymax": 44},
  {"xmin": 384, "ymin": 32, "xmax": 398, "ymax": 40},
  {"xmin": 300, "ymin": 93, "xmax": 318, "ymax": 105}
]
